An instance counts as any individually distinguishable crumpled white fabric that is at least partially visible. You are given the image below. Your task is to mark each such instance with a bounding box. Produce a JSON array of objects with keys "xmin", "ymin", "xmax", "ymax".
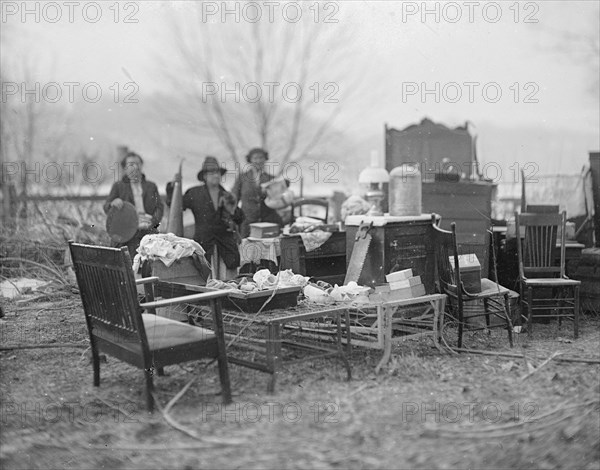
[
  {"xmin": 303, "ymin": 284, "xmax": 335, "ymax": 304},
  {"xmin": 300, "ymin": 230, "xmax": 333, "ymax": 252},
  {"xmin": 132, "ymin": 233, "xmax": 206, "ymax": 271},
  {"xmin": 277, "ymin": 269, "xmax": 310, "ymax": 288},
  {"xmin": 330, "ymin": 281, "xmax": 371, "ymax": 302},
  {"xmin": 252, "ymin": 269, "xmax": 279, "ymax": 290}
]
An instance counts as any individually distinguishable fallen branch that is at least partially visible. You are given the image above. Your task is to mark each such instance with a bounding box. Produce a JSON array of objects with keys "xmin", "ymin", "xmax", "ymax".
[
  {"xmin": 0, "ymin": 343, "xmax": 88, "ymax": 351},
  {"xmin": 521, "ymin": 352, "xmax": 562, "ymax": 381},
  {"xmin": 345, "ymin": 382, "xmax": 375, "ymax": 398},
  {"xmin": 452, "ymin": 347, "xmax": 600, "ymax": 364},
  {"xmin": 15, "ymin": 295, "xmax": 51, "ymax": 305},
  {"xmin": 152, "ymin": 389, "xmax": 246, "ymax": 446},
  {"xmin": 11, "ymin": 300, "xmax": 81, "ymax": 312}
]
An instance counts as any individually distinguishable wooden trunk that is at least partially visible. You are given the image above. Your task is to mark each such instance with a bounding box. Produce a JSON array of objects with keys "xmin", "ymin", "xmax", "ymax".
[{"xmin": 345, "ymin": 215, "xmax": 436, "ymax": 292}]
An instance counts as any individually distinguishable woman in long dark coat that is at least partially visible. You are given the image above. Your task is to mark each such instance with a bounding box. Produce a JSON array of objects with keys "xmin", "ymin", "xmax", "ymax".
[
  {"xmin": 231, "ymin": 147, "xmax": 283, "ymax": 238},
  {"xmin": 166, "ymin": 156, "xmax": 244, "ymax": 280}
]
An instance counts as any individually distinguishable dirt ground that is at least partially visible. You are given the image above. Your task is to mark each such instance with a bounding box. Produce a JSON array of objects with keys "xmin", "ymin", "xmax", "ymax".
[{"xmin": 1, "ymin": 294, "xmax": 599, "ymax": 470}]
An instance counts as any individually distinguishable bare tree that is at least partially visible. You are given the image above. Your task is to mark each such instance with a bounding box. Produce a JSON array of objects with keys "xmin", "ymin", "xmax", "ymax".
[
  {"xmin": 1, "ymin": 43, "xmax": 72, "ymax": 220},
  {"xmin": 156, "ymin": 3, "xmax": 364, "ymax": 171}
]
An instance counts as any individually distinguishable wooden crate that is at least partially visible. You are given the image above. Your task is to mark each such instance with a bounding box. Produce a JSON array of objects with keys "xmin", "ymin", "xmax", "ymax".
[
  {"xmin": 279, "ymin": 231, "xmax": 346, "ymax": 285},
  {"xmin": 150, "ymin": 257, "xmax": 208, "ymax": 285}
]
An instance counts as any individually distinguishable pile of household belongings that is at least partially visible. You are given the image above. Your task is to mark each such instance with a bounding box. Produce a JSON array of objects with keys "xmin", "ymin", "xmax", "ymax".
[
  {"xmin": 207, "ymin": 268, "xmax": 310, "ymax": 293},
  {"xmin": 303, "ymin": 281, "xmax": 371, "ymax": 306}
]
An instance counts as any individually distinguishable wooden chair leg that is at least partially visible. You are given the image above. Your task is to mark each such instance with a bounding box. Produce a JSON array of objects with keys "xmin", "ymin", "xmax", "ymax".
[
  {"xmin": 519, "ymin": 283, "xmax": 526, "ymax": 327},
  {"xmin": 144, "ymin": 368, "xmax": 155, "ymax": 412},
  {"xmin": 503, "ymin": 293, "xmax": 514, "ymax": 348},
  {"xmin": 557, "ymin": 287, "xmax": 563, "ymax": 328},
  {"xmin": 574, "ymin": 285, "xmax": 580, "ymax": 339},
  {"xmin": 483, "ymin": 298, "xmax": 490, "ymax": 330},
  {"xmin": 217, "ymin": 356, "xmax": 232, "ymax": 404},
  {"xmin": 527, "ymin": 286, "xmax": 534, "ymax": 337},
  {"xmin": 457, "ymin": 299, "xmax": 464, "ymax": 349},
  {"xmin": 211, "ymin": 299, "xmax": 232, "ymax": 404},
  {"xmin": 91, "ymin": 347, "xmax": 100, "ymax": 387}
]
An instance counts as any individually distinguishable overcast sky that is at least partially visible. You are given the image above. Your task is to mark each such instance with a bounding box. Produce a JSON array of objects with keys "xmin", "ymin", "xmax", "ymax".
[{"xmin": 3, "ymin": 0, "xmax": 599, "ymax": 178}]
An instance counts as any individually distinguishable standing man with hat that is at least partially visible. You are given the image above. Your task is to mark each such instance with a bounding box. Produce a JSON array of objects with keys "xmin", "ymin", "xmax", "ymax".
[
  {"xmin": 104, "ymin": 151, "xmax": 163, "ymax": 261},
  {"xmin": 232, "ymin": 147, "xmax": 289, "ymax": 239},
  {"xmin": 166, "ymin": 156, "xmax": 245, "ymax": 280}
]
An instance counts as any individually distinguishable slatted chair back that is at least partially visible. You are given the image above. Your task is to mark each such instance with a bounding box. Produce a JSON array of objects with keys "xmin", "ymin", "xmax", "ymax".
[
  {"xmin": 515, "ymin": 211, "xmax": 566, "ymax": 280},
  {"xmin": 69, "ymin": 242, "xmax": 151, "ymax": 363},
  {"xmin": 291, "ymin": 198, "xmax": 329, "ymax": 224}
]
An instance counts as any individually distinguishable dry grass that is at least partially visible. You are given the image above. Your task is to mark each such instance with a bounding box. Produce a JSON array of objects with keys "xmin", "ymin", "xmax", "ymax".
[
  {"xmin": 1, "ymin": 201, "xmax": 110, "ymax": 299},
  {"xmin": 1, "ymin": 207, "xmax": 599, "ymax": 469},
  {"xmin": 1, "ymin": 290, "xmax": 599, "ymax": 470}
]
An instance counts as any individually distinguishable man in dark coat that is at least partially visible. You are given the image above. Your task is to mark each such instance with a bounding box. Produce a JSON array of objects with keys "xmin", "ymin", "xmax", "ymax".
[{"xmin": 103, "ymin": 152, "xmax": 163, "ymax": 260}]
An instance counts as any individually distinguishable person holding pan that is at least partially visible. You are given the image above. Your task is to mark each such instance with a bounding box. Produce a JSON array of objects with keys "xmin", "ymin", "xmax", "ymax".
[{"xmin": 103, "ymin": 151, "xmax": 163, "ymax": 260}]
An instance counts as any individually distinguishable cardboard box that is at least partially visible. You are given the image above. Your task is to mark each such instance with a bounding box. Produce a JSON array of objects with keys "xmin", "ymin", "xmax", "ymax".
[
  {"xmin": 449, "ymin": 254, "xmax": 482, "ymax": 293},
  {"xmin": 385, "ymin": 268, "xmax": 413, "ymax": 283},
  {"xmin": 250, "ymin": 222, "xmax": 280, "ymax": 238},
  {"xmin": 389, "ymin": 275, "xmax": 422, "ymax": 290},
  {"xmin": 374, "ymin": 284, "xmax": 391, "ymax": 293},
  {"xmin": 369, "ymin": 283, "xmax": 426, "ymax": 303}
]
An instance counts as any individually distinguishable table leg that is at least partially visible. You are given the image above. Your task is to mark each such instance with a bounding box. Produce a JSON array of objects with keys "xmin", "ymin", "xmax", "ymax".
[
  {"xmin": 375, "ymin": 306, "xmax": 393, "ymax": 374},
  {"xmin": 266, "ymin": 323, "xmax": 282, "ymax": 393},
  {"xmin": 439, "ymin": 296, "xmax": 446, "ymax": 348},
  {"xmin": 432, "ymin": 298, "xmax": 444, "ymax": 352},
  {"xmin": 336, "ymin": 311, "xmax": 352, "ymax": 381}
]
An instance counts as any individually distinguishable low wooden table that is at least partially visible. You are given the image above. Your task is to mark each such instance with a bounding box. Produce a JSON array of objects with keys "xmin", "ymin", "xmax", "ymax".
[
  {"xmin": 154, "ymin": 281, "xmax": 352, "ymax": 392},
  {"xmin": 346, "ymin": 293, "xmax": 447, "ymax": 374}
]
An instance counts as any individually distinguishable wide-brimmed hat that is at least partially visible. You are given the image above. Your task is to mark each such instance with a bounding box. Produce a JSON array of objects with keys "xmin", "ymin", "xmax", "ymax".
[
  {"xmin": 245, "ymin": 147, "xmax": 269, "ymax": 163},
  {"xmin": 262, "ymin": 178, "xmax": 295, "ymax": 209},
  {"xmin": 197, "ymin": 156, "xmax": 227, "ymax": 181}
]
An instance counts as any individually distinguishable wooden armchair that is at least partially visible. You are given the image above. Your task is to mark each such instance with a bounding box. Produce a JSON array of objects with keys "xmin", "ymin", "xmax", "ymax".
[
  {"xmin": 431, "ymin": 216, "xmax": 515, "ymax": 348},
  {"xmin": 291, "ymin": 198, "xmax": 329, "ymax": 224},
  {"xmin": 514, "ymin": 211, "xmax": 580, "ymax": 338},
  {"xmin": 69, "ymin": 242, "xmax": 232, "ymax": 411}
]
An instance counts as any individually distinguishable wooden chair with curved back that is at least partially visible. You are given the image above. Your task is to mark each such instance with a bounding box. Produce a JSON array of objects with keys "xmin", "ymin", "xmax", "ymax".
[
  {"xmin": 290, "ymin": 198, "xmax": 329, "ymax": 224},
  {"xmin": 431, "ymin": 215, "xmax": 515, "ymax": 348}
]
